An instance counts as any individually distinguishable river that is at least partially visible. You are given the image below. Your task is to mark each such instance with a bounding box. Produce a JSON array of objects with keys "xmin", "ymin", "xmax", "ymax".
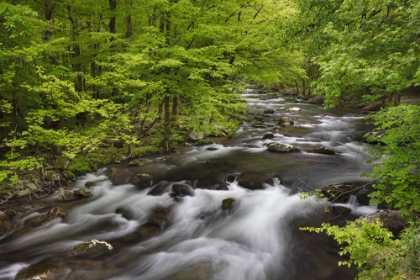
[{"xmin": 0, "ymin": 90, "xmax": 377, "ymax": 280}]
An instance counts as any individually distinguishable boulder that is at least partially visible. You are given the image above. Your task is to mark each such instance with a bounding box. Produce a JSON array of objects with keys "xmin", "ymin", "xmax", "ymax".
[
  {"xmin": 57, "ymin": 187, "xmax": 77, "ymax": 202},
  {"xmin": 14, "ymin": 189, "xmax": 31, "ymax": 198},
  {"xmin": 116, "ymin": 207, "xmax": 134, "ymax": 220},
  {"xmin": 237, "ymin": 173, "xmax": 272, "ymax": 190},
  {"xmin": 356, "ymin": 188, "xmax": 372, "ymax": 206},
  {"xmin": 277, "ymin": 107, "xmax": 287, "ymax": 111},
  {"xmin": 131, "ymin": 173, "xmax": 153, "ymax": 189},
  {"xmin": 71, "ymin": 239, "xmax": 113, "ymax": 257},
  {"xmin": 188, "ymin": 131, "xmax": 204, "ymax": 142},
  {"xmin": 206, "ymin": 147, "xmax": 218, "ymax": 151},
  {"xmin": 226, "ymin": 174, "xmax": 236, "ymax": 183},
  {"xmin": 84, "ymin": 181, "xmax": 96, "ymax": 188},
  {"xmin": 278, "ymin": 117, "xmax": 294, "ymax": 127},
  {"xmin": 263, "ymin": 133, "xmax": 274, "ymax": 140},
  {"xmin": 25, "ymin": 214, "xmax": 48, "ymax": 226},
  {"xmin": 172, "ymin": 184, "xmax": 194, "ymax": 197},
  {"xmin": 73, "ymin": 189, "xmax": 92, "ymax": 198},
  {"xmin": 307, "ymin": 147, "xmax": 335, "ymax": 155},
  {"xmin": 267, "ymin": 142, "xmax": 300, "ymax": 153},
  {"xmin": 360, "ymin": 210, "xmax": 408, "ymax": 237},
  {"xmin": 0, "ymin": 211, "xmax": 9, "ymax": 220},
  {"xmin": 127, "ymin": 159, "xmax": 144, "ymax": 167},
  {"xmin": 48, "ymin": 207, "xmax": 67, "ymax": 220}
]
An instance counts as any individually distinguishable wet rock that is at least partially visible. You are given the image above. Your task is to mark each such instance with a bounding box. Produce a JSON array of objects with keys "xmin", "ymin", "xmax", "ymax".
[
  {"xmin": 288, "ymin": 107, "xmax": 301, "ymax": 111},
  {"xmin": 206, "ymin": 147, "xmax": 218, "ymax": 151},
  {"xmin": 48, "ymin": 207, "xmax": 67, "ymax": 220},
  {"xmin": 172, "ymin": 184, "xmax": 194, "ymax": 197},
  {"xmin": 237, "ymin": 173, "xmax": 272, "ymax": 190},
  {"xmin": 263, "ymin": 109, "xmax": 275, "ymax": 114},
  {"xmin": 277, "ymin": 107, "xmax": 287, "ymax": 111},
  {"xmin": 278, "ymin": 117, "xmax": 294, "ymax": 127},
  {"xmin": 73, "ymin": 189, "xmax": 92, "ymax": 198},
  {"xmin": 221, "ymin": 198, "xmax": 237, "ymax": 211},
  {"xmin": 71, "ymin": 239, "xmax": 113, "ymax": 257},
  {"xmin": 226, "ymin": 174, "xmax": 236, "ymax": 183},
  {"xmin": 267, "ymin": 142, "xmax": 300, "ymax": 153},
  {"xmin": 329, "ymin": 206, "xmax": 352, "ymax": 215},
  {"xmin": 309, "ymin": 95, "xmax": 324, "ymax": 105},
  {"xmin": 360, "ymin": 210, "xmax": 408, "ymax": 237},
  {"xmin": 307, "ymin": 147, "xmax": 335, "ymax": 155},
  {"xmin": 57, "ymin": 187, "xmax": 77, "ymax": 202},
  {"xmin": 195, "ymin": 140, "xmax": 214, "ymax": 146},
  {"xmin": 131, "ymin": 173, "xmax": 153, "ymax": 189},
  {"xmin": 148, "ymin": 210, "xmax": 171, "ymax": 229},
  {"xmin": 363, "ymin": 130, "xmax": 386, "ymax": 144},
  {"xmin": 255, "ymin": 115, "xmax": 264, "ymax": 121},
  {"xmin": 170, "ymin": 262, "xmax": 211, "ymax": 280},
  {"xmin": 116, "ymin": 207, "xmax": 134, "ymax": 220},
  {"xmin": 356, "ymin": 188, "xmax": 372, "ymax": 206},
  {"xmin": 25, "ymin": 213, "xmax": 49, "ymax": 227},
  {"xmin": 0, "ymin": 220, "xmax": 12, "ymax": 236},
  {"xmin": 263, "ymin": 133, "xmax": 274, "ymax": 140},
  {"xmin": 15, "ymin": 259, "xmax": 65, "ymax": 280},
  {"xmin": 85, "ymin": 181, "xmax": 96, "ymax": 188},
  {"xmin": 209, "ymin": 180, "xmax": 229, "ymax": 191}
]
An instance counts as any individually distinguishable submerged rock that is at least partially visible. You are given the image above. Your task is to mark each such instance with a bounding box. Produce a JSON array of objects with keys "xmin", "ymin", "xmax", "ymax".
[
  {"xmin": 263, "ymin": 109, "xmax": 275, "ymax": 114},
  {"xmin": 71, "ymin": 239, "xmax": 113, "ymax": 257},
  {"xmin": 307, "ymin": 147, "xmax": 335, "ymax": 155},
  {"xmin": 15, "ymin": 259, "xmax": 65, "ymax": 280},
  {"xmin": 267, "ymin": 142, "xmax": 300, "ymax": 153}
]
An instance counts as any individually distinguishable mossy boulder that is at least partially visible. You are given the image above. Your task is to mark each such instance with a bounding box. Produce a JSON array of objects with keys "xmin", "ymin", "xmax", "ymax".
[
  {"xmin": 71, "ymin": 239, "xmax": 113, "ymax": 257},
  {"xmin": 57, "ymin": 187, "xmax": 77, "ymax": 202},
  {"xmin": 237, "ymin": 173, "xmax": 272, "ymax": 190}
]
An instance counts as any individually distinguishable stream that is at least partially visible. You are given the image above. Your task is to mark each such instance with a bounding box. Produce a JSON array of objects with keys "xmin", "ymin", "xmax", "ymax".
[{"xmin": 0, "ymin": 90, "xmax": 377, "ymax": 280}]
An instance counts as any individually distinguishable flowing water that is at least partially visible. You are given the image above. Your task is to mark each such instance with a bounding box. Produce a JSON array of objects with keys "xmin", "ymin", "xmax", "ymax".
[{"xmin": 0, "ymin": 90, "xmax": 377, "ymax": 280}]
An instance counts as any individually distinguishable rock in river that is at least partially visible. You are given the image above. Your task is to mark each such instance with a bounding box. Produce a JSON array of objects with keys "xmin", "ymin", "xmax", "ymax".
[
  {"xmin": 278, "ymin": 117, "xmax": 294, "ymax": 127},
  {"xmin": 267, "ymin": 142, "xmax": 300, "ymax": 153},
  {"xmin": 71, "ymin": 239, "xmax": 113, "ymax": 257}
]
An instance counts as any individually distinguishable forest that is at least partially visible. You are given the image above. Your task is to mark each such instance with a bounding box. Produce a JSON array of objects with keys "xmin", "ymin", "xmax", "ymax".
[{"xmin": 0, "ymin": 0, "xmax": 419, "ymax": 279}]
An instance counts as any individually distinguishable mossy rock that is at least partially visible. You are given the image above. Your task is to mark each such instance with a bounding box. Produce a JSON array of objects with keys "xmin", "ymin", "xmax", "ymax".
[
  {"xmin": 54, "ymin": 156, "xmax": 70, "ymax": 169},
  {"xmin": 44, "ymin": 170, "xmax": 60, "ymax": 181},
  {"xmin": 15, "ymin": 259, "xmax": 64, "ymax": 280},
  {"xmin": 71, "ymin": 239, "xmax": 113, "ymax": 257},
  {"xmin": 4, "ymin": 208, "xmax": 17, "ymax": 217},
  {"xmin": 237, "ymin": 173, "xmax": 272, "ymax": 190},
  {"xmin": 0, "ymin": 220, "xmax": 12, "ymax": 236},
  {"xmin": 221, "ymin": 198, "xmax": 237, "ymax": 211}
]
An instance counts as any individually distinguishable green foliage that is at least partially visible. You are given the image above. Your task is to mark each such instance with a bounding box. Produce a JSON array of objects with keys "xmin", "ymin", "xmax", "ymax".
[
  {"xmin": 302, "ymin": 220, "xmax": 401, "ymax": 279},
  {"xmin": 302, "ymin": 221, "xmax": 420, "ymax": 280},
  {"xmin": 364, "ymin": 105, "xmax": 420, "ymax": 217}
]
